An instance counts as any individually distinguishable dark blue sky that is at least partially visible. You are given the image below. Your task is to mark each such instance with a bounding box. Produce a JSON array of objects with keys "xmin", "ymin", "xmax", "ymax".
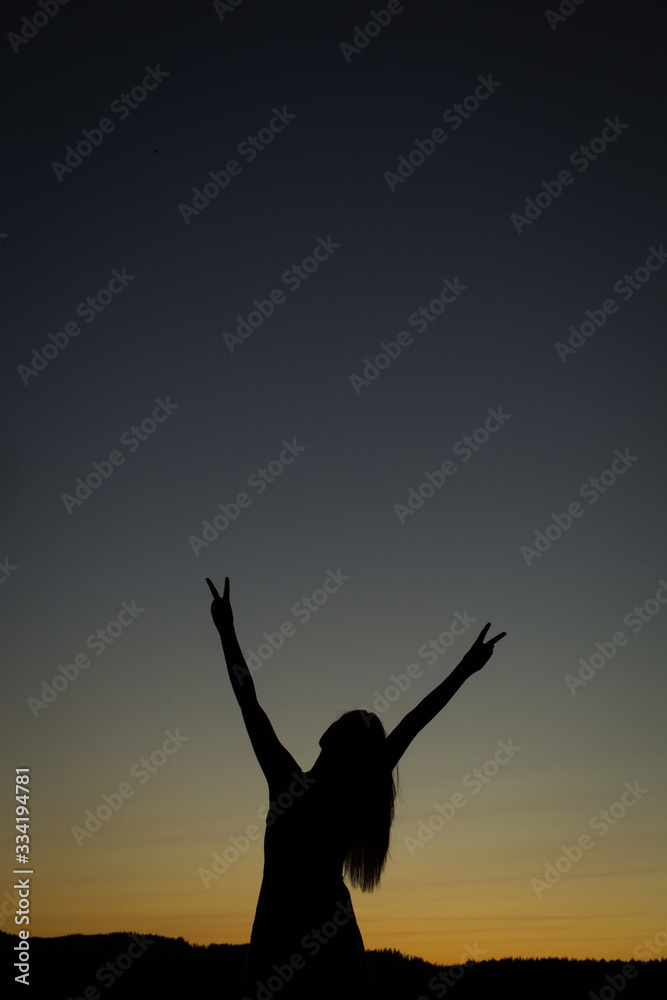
[{"xmin": 2, "ymin": 0, "xmax": 666, "ymax": 963}]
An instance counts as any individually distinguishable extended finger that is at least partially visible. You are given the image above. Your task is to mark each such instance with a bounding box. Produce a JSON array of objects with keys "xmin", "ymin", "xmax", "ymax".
[
  {"xmin": 223, "ymin": 577, "xmax": 230, "ymax": 599},
  {"xmin": 488, "ymin": 631, "xmax": 507, "ymax": 645},
  {"xmin": 206, "ymin": 578, "xmax": 220, "ymax": 600}
]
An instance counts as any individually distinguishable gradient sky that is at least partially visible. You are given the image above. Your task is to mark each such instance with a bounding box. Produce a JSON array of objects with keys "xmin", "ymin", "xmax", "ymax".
[{"xmin": 1, "ymin": 0, "xmax": 666, "ymax": 969}]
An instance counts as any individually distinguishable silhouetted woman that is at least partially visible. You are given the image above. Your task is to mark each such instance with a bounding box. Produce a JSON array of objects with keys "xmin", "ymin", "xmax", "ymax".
[{"xmin": 206, "ymin": 577, "xmax": 505, "ymax": 1000}]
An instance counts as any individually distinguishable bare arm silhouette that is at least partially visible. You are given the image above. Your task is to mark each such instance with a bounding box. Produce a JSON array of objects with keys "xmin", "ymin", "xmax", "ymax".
[
  {"xmin": 207, "ymin": 577, "xmax": 299, "ymax": 785},
  {"xmin": 383, "ymin": 623, "xmax": 507, "ymax": 772}
]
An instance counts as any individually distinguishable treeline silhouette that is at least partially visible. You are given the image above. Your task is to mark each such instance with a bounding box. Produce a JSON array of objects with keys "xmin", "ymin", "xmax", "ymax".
[{"xmin": 2, "ymin": 929, "xmax": 665, "ymax": 998}]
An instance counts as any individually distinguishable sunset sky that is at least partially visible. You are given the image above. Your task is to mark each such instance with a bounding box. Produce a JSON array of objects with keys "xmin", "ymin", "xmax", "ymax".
[{"xmin": 1, "ymin": 0, "xmax": 666, "ymax": 973}]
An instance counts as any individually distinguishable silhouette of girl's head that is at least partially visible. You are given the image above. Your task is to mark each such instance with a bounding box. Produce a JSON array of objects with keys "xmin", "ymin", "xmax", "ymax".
[{"xmin": 318, "ymin": 709, "xmax": 384, "ymax": 756}]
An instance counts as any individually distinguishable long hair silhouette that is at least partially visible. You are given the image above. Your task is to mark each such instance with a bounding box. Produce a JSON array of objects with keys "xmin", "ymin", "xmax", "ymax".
[
  {"xmin": 206, "ymin": 576, "xmax": 505, "ymax": 1000},
  {"xmin": 324, "ymin": 710, "xmax": 399, "ymax": 892}
]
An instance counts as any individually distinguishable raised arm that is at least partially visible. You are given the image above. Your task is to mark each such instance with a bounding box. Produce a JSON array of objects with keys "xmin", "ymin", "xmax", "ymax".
[
  {"xmin": 207, "ymin": 577, "xmax": 299, "ymax": 786},
  {"xmin": 383, "ymin": 623, "xmax": 506, "ymax": 772}
]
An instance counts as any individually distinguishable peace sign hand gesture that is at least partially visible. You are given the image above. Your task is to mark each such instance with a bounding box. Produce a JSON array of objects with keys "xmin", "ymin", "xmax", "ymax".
[
  {"xmin": 459, "ymin": 623, "xmax": 507, "ymax": 677},
  {"xmin": 206, "ymin": 576, "xmax": 234, "ymax": 634}
]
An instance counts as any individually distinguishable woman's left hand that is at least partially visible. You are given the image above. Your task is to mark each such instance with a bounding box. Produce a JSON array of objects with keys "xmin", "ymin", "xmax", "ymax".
[{"xmin": 206, "ymin": 576, "xmax": 234, "ymax": 632}]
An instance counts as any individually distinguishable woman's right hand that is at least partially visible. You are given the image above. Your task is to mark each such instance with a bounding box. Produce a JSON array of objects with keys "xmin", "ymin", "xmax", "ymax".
[{"xmin": 459, "ymin": 622, "xmax": 506, "ymax": 677}]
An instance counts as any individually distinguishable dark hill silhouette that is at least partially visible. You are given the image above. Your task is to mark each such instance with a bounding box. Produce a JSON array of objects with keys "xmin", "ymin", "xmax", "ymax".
[{"xmin": 2, "ymin": 929, "xmax": 665, "ymax": 999}]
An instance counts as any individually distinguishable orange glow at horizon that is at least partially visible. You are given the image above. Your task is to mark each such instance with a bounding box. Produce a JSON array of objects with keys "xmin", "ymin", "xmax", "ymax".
[{"xmin": 5, "ymin": 784, "xmax": 666, "ymax": 968}]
